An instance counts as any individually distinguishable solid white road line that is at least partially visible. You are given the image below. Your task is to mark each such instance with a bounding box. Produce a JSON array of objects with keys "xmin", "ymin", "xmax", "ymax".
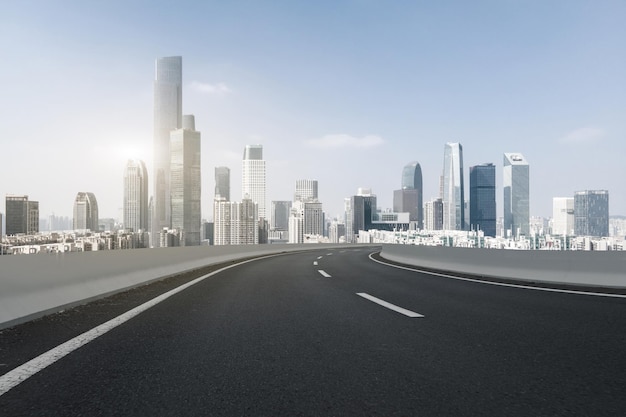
[
  {"xmin": 356, "ymin": 293, "xmax": 424, "ymax": 318},
  {"xmin": 313, "ymin": 261, "xmax": 318, "ymax": 266},
  {"xmin": 369, "ymin": 252, "xmax": 626, "ymax": 299},
  {"xmin": 318, "ymin": 270, "xmax": 331, "ymax": 278},
  {"xmin": 0, "ymin": 254, "xmax": 280, "ymax": 397}
]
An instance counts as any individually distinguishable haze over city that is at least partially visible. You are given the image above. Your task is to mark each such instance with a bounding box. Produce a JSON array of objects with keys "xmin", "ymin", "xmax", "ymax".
[{"xmin": 1, "ymin": 1, "xmax": 625, "ymax": 220}]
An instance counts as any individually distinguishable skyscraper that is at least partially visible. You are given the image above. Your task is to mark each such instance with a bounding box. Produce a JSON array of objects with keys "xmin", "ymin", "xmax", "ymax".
[
  {"xmin": 271, "ymin": 200, "xmax": 291, "ymax": 231},
  {"xmin": 294, "ymin": 179, "xmax": 318, "ymax": 202},
  {"xmin": 503, "ymin": 153, "xmax": 530, "ymax": 237},
  {"xmin": 552, "ymin": 197, "xmax": 574, "ymax": 235},
  {"xmin": 469, "ymin": 163, "xmax": 496, "ymax": 237},
  {"xmin": 73, "ymin": 192, "xmax": 99, "ymax": 231},
  {"xmin": 242, "ymin": 145, "xmax": 266, "ymax": 220},
  {"xmin": 442, "ymin": 143, "xmax": 465, "ymax": 230},
  {"xmin": 424, "ymin": 198, "xmax": 444, "ymax": 231},
  {"xmin": 574, "ymin": 190, "xmax": 609, "ymax": 237},
  {"xmin": 170, "ymin": 115, "xmax": 201, "ymax": 246},
  {"xmin": 215, "ymin": 166, "xmax": 230, "ymax": 201},
  {"xmin": 5, "ymin": 195, "xmax": 39, "ymax": 236},
  {"xmin": 124, "ymin": 159, "xmax": 149, "ymax": 232},
  {"xmin": 393, "ymin": 161, "xmax": 424, "ymax": 228},
  {"xmin": 153, "ymin": 56, "xmax": 183, "ymax": 245},
  {"xmin": 345, "ymin": 188, "xmax": 377, "ymax": 243}
]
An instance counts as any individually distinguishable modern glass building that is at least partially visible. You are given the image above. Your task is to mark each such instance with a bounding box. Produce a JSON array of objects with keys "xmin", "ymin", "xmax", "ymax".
[
  {"xmin": 153, "ymin": 56, "xmax": 182, "ymax": 246},
  {"xmin": 214, "ymin": 166, "xmax": 230, "ymax": 201},
  {"xmin": 394, "ymin": 161, "xmax": 423, "ymax": 228},
  {"xmin": 73, "ymin": 192, "xmax": 99, "ymax": 231},
  {"xmin": 442, "ymin": 143, "xmax": 465, "ymax": 230},
  {"xmin": 170, "ymin": 115, "xmax": 201, "ymax": 246},
  {"xmin": 271, "ymin": 201, "xmax": 292, "ymax": 231},
  {"xmin": 469, "ymin": 163, "xmax": 496, "ymax": 237},
  {"xmin": 574, "ymin": 190, "xmax": 609, "ymax": 237},
  {"xmin": 124, "ymin": 159, "xmax": 149, "ymax": 233},
  {"xmin": 242, "ymin": 145, "xmax": 266, "ymax": 220},
  {"xmin": 503, "ymin": 153, "xmax": 530, "ymax": 237}
]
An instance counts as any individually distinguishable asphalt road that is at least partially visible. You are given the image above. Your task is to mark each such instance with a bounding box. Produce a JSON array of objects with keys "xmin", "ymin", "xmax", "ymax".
[{"xmin": 2, "ymin": 246, "xmax": 626, "ymax": 416}]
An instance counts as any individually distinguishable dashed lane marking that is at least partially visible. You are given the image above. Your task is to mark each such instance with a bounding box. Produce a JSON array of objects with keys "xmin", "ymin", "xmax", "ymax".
[{"xmin": 356, "ymin": 293, "xmax": 424, "ymax": 318}]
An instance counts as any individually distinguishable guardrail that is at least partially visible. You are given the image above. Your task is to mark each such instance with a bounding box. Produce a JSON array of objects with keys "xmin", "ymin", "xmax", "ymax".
[
  {"xmin": 380, "ymin": 244, "xmax": 626, "ymax": 289},
  {"xmin": 0, "ymin": 244, "xmax": 361, "ymax": 329}
]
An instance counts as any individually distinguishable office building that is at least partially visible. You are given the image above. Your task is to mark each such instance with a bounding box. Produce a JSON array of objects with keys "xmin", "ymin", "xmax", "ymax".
[
  {"xmin": 124, "ymin": 159, "xmax": 149, "ymax": 232},
  {"xmin": 170, "ymin": 115, "xmax": 201, "ymax": 246},
  {"xmin": 271, "ymin": 200, "xmax": 291, "ymax": 231},
  {"xmin": 328, "ymin": 221, "xmax": 346, "ymax": 243},
  {"xmin": 303, "ymin": 200, "xmax": 324, "ymax": 236},
  {"xmin": 214, "ymin": 198, "xmax": 258, "ymax": 245},
  {"xmin": 153, "ymin": 56, "xmax": 183, "ymax": 246},
  {"xmin": 574, "ymin": 190, "xmax": 609, "ymax": 237},
  {"xmin": 503, "ymin": 153, "xmax": 530, "ymax": 237},
  {"xmin": 242, "ymin": 145, "xmax": 266, "ymax": 220},
  {"xmin": 215, "ymin": 166, "xmax": 230, "ymax": 201},
  {"xmin": 294, "ymin": 179, "xmax": 318, "ymax": 202},
  {"xmin": 442, "ymin": 143, "xmax": 465, "ymax": 230},
  {"xmin": 552, "ymin": 197, "xmax": 574, "ymax": 235},
  {"xmin": 73, "ymin": 192, "xmax": 99, "ymax": 231},
  {"xmin": 289, "ymin": 201, "xmax": 304, "ymax": 244},
  {"xmin": 5, "ymin": 195, "xmax": 39, "ymax": 236},
  {"xmin": 213, "ymin": 198, "xmax": 231, "ymax": 245},
  {"xmin": 424, "ymin": 198, "xmax": 443, "ymax": 231},
  {"xmin": 469, "ymin": 163, "xmax": 496, "ymax": 237},
  {"xmin": 345, "ymin": 188, "xmax": 377, "ymax": 243},
  {"xmin": 392, "ymin": 161, "xmax": 423, "ymax": 227}
]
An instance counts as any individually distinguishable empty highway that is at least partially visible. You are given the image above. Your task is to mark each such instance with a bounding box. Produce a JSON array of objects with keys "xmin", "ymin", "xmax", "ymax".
[{"xmin": 2, "ymin": 246, "xmax": 626, "ymax": 416}]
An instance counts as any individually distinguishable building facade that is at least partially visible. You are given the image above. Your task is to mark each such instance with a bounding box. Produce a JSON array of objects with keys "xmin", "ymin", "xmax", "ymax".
[
  {"xmin": 271, "ymin": 200, "xmax": 291, "ymax": 231},
  {"xmin": 574, "ymin": 190, "xmax": 609, "ymax": 237},
  {"xmin": 396, "ymin": 161, "xmax": 424, "ymax": 228},
  {"xmin": 503, "ymin": 153, "xmax": 529, "ymax": 237},
  {"xmin": 469, "ymin": 163, "xmax": 496, "ymax": 237},
  {"xmin": 214, "ymin": 166, "xmax": 230, "ymax": 201},
  {"xmin": 123, "ymin": 159, "xmax": 149, "ymax": 233},
  {"xmin": 170, "ymin": 115, "xmax": 201, "ymax": 246},
  {"xmin": 294, "ymin": 179, "xmax": 318, "ymax": 202},
  {"xmin": 442, "ymin": 143, "xmax": 465, "ymax": 230},
  {"xmin": 552, "ymin": 197, "xmax": 574, "ymax": 235},
  {"xmin": 242, "ymin": 145, "xmax": 266, "ymax": 220},
  {"xmin": 153, "ymin": 56, "xmax": 183, "ymax": 246},
  {"xmin": 424, "ymin": 198, "xmax": 443, "ymax": 231},
  {"xmin": 5, "ymin": 195, "xmax": 39, "ymax": 236},
  {"xmin": 73, "ymin": 192, "xmax": 99, "ymax": 231}
]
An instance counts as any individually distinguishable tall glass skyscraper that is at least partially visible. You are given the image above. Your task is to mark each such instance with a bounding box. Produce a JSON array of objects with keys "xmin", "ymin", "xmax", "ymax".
[
  {"xmin": 469, "ymin": 163, "xmax": 496, "ymax": 237},
  {"xmin": 503, "ymin": 153, "xmax": 529, "ymax": 237},
  {"xmin": 153, "ymin": 56, "xmax": 182, "ymax": 245},
  {"xmin": 574, "ymin": 190, "xmax": 609, "ymax": 237},
  {"xmin": 73, "ymin": 192, "xmax": 99, "ymax": 231},
  {"xmin": 242, "ymin": 145, "xmax": 266, "ymax": 220},
  {"xmin": 442, "ymin": 143, "xmax": 465, "ymax": 230},
  {"xmin": 214, "ymin": 166, "xmax": 230, "ymax": 201},
  {"xmin": 124, "ymin": 159, "xmax": 149, "ymax": 233},
  {"xmin": 394, "ymin": 161, "xmax": 423, "ymax": 228},
  {"xmin": 170, "ymin": 115, "xmax": 201, "ymax": 246}
]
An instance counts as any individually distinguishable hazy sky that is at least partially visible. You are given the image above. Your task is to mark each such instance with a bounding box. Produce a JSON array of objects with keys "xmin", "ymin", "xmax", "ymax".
[{"xmin": 1, "ymin": 1, "xmax": 625, "ymax": 222}]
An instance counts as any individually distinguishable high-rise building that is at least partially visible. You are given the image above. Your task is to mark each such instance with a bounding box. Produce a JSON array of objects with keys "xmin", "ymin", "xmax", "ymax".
[
  {"xmin": 124, "ymin": 159, "xmax": 149, "ymax": 232},
  {"xmin": 574, "ymin": 190, "xmax": 609, "ymax": 237},
  {"xmin": 442, "ymin": 143, "xmax": 465, "ymax": 230},
  {"xmin": 503, "ymin": 153, "xmax": 530, "ymax": 237},
  {"xmin": 213, "ymin": 198, "xmax": 231, "ymax": 245},
  {"xmin": 345, "ymin": 188, "xmax": 377, "ymax": 243},
  {"xmin": 271, "ymin": 200, "xmax": 291, "ymax": 231},
  {"xmin": 469, "ymin": 163, "xmax": 496, "ymax": 237},
  {"xmin": 294, "ymin": 179, "xmax": 318, "ymax": 202},
  {"xmin": 153, "ymin": 56, "xmax": 183, "ymax": 246},
  {"xmin": 170, "ymin": 115, "xmax": 201, "ymax": 246},
  {"xmin": 6, "ymin": 195, "xmax": 39, "ymax": 236},
  {"xmin": 215, "ymin": 166, "xmax": 230, "ymax": 201},
  {"xmin": 552, "ymin": 197, "xmax": 574, "ymax": 235},
  {"xmin": 73, "ymin": 192, "xmax": 99, "ymax": 231},
  {"xmin": 393, "ymin": 161, "xmax": 424, "ymax": 228},
  {"xmin": 288, "ymin": 201, "xmax": 304, "ymax": 244},
  {"xmin": 424, "ymin": 198, "xmax": 443, "ymax": 231},
  {"xmin": 303, "ymin": 200, "xmax": 324, "ymax": 236},
  {"xmin": 242, "ymin": 145, "xmax": 266, "ymax": 220},
  {"xmin": 213, "ymin": 198, "xmax": 258, "ymax": 245}
]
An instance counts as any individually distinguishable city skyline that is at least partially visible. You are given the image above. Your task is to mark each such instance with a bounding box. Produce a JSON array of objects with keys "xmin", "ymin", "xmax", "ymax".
[{"xmin": 1, "ymin": 2, "xmax": 625, "ymax": 221}]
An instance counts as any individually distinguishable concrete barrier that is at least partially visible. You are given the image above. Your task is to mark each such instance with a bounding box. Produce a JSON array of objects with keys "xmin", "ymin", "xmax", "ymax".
[
  {"xmin": 0, "ymin": 244, "xmax": 361, "ymax": 329},
  {"xmin": 380, "ymin": 244, "xmax": 626, "ymax": 289}
]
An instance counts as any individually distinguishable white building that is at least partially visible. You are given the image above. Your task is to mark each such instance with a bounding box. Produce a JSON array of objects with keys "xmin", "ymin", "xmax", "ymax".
[
  {"xmin": 552, "ymin": 197, "xmax": 574, "ymax": 235},
  {"xmin": 242, "ymin": 145, "xmax": 266, "ymax": 220},
  {"xmin": 123, "ymin": 159, "xmax": 149, "ymax": 233},
  {"xmin": 213, "ymin": 197, "xmax": 258, "ymax": 245}
]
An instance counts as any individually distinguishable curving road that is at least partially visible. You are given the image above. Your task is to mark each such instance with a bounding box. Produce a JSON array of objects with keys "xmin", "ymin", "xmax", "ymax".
[{"xmin": 2, "ymin": 246, "xmax": 626, "ymax": 416}]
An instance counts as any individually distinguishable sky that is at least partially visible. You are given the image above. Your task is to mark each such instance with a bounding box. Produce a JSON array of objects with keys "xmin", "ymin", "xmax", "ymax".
[{"xmin": 1, "ymin": 0, "xmax": 625, "ymax": 223}]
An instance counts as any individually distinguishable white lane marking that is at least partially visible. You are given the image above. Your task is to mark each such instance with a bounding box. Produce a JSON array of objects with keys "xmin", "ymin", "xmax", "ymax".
[
  {"xmin": 313, "ymin": 261, "xmax": 318, "ymax": 266},
  {"xmin": 0, "ymin": 254, "xmax": 280, "ymax": 397},
  {"xmin": 317, "ymin": 256, "xmax": 323, "ymax": 260},
  {"xmin": 369, "ymin": 252, "xmax": 626, "ymax": 299},
  {"xmin": 318, "ymin": 270, "xmax": 331, "ymax": 278},
  {"xmin": 326, "ymin": 253, "xmax": 333, "ymax": 256},
  {"xmin": 356, "ymin": 293, "xmax": 424, "ymax": 318}
]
